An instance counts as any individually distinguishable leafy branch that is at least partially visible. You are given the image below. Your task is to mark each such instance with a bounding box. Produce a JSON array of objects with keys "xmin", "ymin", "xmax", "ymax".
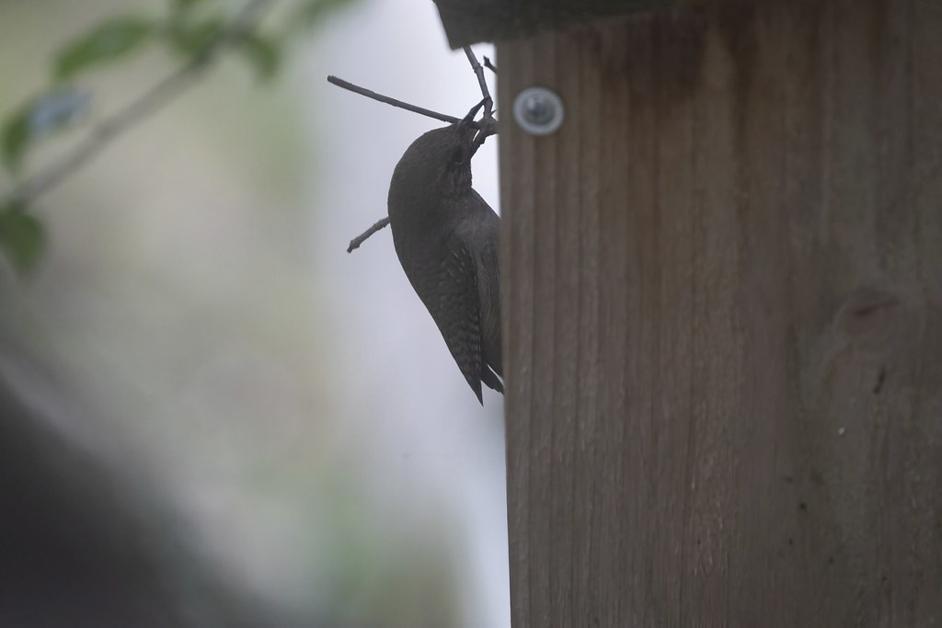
[
  {"xmin": 0, "ymin": 0, "xmax": 353, "ymax": 274},
  {"xmin": 10, "ymin": 0, "xmax": 274, "ymax": 210}
]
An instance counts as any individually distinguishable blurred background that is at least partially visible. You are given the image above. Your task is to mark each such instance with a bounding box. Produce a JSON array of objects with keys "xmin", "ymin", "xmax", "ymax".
[{"xmin": 0, "ymin": 1, "xmax": 507, "ymax": 626}]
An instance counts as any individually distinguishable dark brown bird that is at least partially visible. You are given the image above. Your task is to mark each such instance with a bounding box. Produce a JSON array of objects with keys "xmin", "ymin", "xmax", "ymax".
[{"xmin": 387, "ymin": 115, "xmax": 502, "ymax": 404}]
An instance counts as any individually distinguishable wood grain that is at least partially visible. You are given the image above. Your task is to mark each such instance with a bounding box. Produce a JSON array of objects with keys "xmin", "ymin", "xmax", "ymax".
[{"xmin": 498, "ymin": 1, "xmax": 942, "ymax": 625}]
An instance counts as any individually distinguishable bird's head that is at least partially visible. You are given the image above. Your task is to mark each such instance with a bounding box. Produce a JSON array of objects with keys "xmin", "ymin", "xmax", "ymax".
[{"xmin": 389, "ymin": 103, "xmax": 484, "ymax": 208}]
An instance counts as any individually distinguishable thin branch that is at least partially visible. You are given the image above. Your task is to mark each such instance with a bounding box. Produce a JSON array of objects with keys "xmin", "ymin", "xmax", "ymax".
[
  {"xmin": 462, "ymin": 46, "xmax": 493, "ymax": 121},
  {"xmin": 327, "ymin": 76, "xmax": 475, "ymax": 127},
  {"xmin": 347, "ymin": 216, "xmax": 390, "ymax": 253},
  {"xmin": 461, "ymin": 46, "xmax": 498, "ymax": 159},
  {"xmin": 5, "ymin": 0, "xmax": 276, "ymax": 208},
  {"xmin": 483, "ymin": 56, "xmax": 498, "ymax": 75}
]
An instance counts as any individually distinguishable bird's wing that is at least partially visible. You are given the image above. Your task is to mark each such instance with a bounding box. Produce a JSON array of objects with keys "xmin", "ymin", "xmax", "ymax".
[
  {"xmin": 417, "ymin": 235, "xmax": 485, "ymax": 403},
  {"xmin": 474, "ymin": 210, "xmax": 502, "ymax": 377}
]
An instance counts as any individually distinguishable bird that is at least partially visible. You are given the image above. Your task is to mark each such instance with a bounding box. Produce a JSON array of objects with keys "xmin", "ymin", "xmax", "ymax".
[{"xmin": 386, "ymin": 109, "xmax": 502, "ymax": 404}]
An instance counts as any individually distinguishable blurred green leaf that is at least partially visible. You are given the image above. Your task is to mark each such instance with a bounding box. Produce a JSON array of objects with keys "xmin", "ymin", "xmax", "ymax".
[
  {"xmin": 0, "ymin": 205, "xmax": 45, "ymax": 274},
  {"xmin": 170, "ymin": 0, "xmax": 209, "ymax": 12},
  {"xmin": 164, "ymin": 17, "xmax": 224, "ymax": 58},
  {"xmin": 55, "ymin": 17, "xmax": 157, "ymax": 81},
  {"xmin": 290, "ymin": 0, "xmax": 356, "ymax": 34},
  {"xmin": 238, "ymin": 33, "xmax": 282, "ymax": 81},
  {"xmin": 1, "ymin": 88, "xmax": 90, "ymax": 172},
  {"xmin": 1, "ymin": 109, "xmax": 30, "ymax": 173}
]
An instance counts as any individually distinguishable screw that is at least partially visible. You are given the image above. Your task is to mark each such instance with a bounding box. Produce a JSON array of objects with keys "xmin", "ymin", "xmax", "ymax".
[{"xmin": 513, "ymin": 87, "xmax": 564, "ymax": 136}]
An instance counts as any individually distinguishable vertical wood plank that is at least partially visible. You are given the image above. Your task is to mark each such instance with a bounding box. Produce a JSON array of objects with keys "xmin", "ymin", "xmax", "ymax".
[{"xmin": 498, "ymin": 0, "xmax": 942, "ymax": 625}]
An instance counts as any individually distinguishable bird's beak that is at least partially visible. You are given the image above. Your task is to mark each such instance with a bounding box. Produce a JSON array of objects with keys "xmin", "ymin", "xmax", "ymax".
[
  {"xmin": 456, "ymin": 100, "xmax": 486, "ymax": 150},
  {"xmin": 458, "ymin": 99, "xmax": 486, "ymax": 130}
]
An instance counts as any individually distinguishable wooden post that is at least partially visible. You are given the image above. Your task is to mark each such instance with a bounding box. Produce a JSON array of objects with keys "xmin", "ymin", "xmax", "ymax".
[{"xmin": 497, "ymin": 1, "xmax": 942, "ymax": 625}]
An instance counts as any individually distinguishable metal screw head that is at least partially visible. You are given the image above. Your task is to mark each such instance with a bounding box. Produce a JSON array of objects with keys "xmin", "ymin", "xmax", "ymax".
[{"xmin": 513, "ymin": 87, "xmax": 564, "ymax": 136}]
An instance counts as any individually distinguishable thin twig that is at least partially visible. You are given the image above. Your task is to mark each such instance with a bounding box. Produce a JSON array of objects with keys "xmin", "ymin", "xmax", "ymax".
[
  {"xmin": 346, "ymin": 216, "xmax": 390, "ymax": 253},
  {"xmin": 483, "ymin": 56, "xmax": 498, "ymax": 75},
  {"xmin": 462, "ymin": 47, "xmax": 498, "ymax": 158},
  {"xmin": 462, "ymin": 46, "xmax": 493, "ymax": 121},
  {"xmin": 4, "ymin": 0, "xmax": 276, "ymax": 208},
  {"xmin": 327, "ymin": 76, "xmax": 476, "ymax": 127}
]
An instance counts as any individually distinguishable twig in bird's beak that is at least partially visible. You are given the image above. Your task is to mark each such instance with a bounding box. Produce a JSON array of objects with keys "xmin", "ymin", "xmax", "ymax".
[
  {"xmin": 327, "ymin": 75, "xmax": 478, "ymax": 127},
  {"xmin": 462, "ymin": 46, "xmax": 494, "ymax": 124}
]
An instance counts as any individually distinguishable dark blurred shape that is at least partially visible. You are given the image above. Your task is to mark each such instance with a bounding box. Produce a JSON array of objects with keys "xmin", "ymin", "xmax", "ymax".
[{"xmin": 0, "ymin": 371, "xmax": 282, "ymax": 628}]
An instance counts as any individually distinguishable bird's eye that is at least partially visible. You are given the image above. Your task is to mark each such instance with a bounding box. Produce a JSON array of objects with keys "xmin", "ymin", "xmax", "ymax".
[{"xmin": 450, "ymin": 147, "xmax": 464, "ymax": 165}]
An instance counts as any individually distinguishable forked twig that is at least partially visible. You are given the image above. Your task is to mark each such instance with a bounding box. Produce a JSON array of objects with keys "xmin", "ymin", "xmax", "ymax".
[
  {"xmin": 462, "ymin": 47, "xmax": 493, "ymax": 121},
  {"xmin": 461, "ymin": 46, "xmax": 498, "ymax": 157},
  {"xmin": 483, "ymin": 56, "xmax": 498, "ymax": 75}
]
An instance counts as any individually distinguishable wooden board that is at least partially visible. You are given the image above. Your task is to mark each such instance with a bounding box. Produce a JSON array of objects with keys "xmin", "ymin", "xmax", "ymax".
[
  {"xmin": 498, "ymin": 1, "xmax": 942, "ymax": 625},
  {"xmin": 433, "ymin": 0, "xmax": 667, "ymax": 47}
]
